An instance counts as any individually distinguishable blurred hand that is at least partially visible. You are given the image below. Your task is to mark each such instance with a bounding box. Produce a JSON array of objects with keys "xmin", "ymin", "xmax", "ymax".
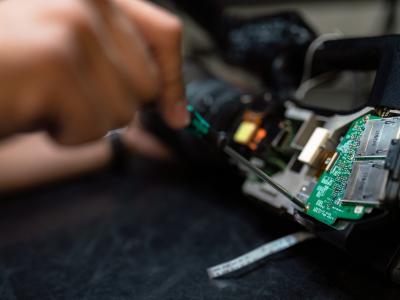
[
  {"xmin": 114, "ymin": 0, "xmax": 188, "ymax": 129},
  {"xmin": 122, "ymin": 122, "xmax": 173, "ymax": 160},
  {"xmin": 0, "ymin": 0, "xmax": 188, "ymax": 145}
]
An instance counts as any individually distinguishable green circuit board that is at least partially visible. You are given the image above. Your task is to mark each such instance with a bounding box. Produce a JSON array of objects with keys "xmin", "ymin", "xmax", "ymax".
[{"xmin": 305, "ymin": 114, "xmax": 381, "ymax": 226}]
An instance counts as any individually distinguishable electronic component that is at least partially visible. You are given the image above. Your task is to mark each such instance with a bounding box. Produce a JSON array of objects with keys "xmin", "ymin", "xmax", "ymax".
[
  {"xmin": 325, "ymin": 152, "xmax": 339, "ymax": 172},
  {"xmin": 341, "ymin": 160, "xmax": 388, "ymax": 206},
  {"xmin": 187, "ymin": 105, "xmax": 305, "ymax": 209},
  {"xmin": 234, "ymin": 121, "xmax": 257, "ymax": 144},
  {"xmin": 357, "ymin": 117, "xmax": 400, "ymax": 157},
  {"xmin": 298, "ymin": 127, "xmax": 330, "ymax": 166},
  {"xmin": 249, "ymin": 128, "xmax": 267, "ymax": 150},
  {"xmin": 340, "ymin": 117, "xmax": 400, "ymax": 206},
  {"xmin": 297, "ymin": 180, "xmax": 317, "ymax": 203},
  {"xmin": 207, "ymin": 232, "xmax": 315, "ymax": 279},
  {"xmin": 305, "ymin": 115, "xmax": 380, "ymax": 226},
  {"xmin": 233, "ymin": 110, "xmax": 266, "ymax": 148}
]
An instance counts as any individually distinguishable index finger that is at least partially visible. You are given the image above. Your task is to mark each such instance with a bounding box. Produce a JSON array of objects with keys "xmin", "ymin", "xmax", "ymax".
[{"xmin": 114, "ymin": 0, "xmax": 189, "ymax": 129}]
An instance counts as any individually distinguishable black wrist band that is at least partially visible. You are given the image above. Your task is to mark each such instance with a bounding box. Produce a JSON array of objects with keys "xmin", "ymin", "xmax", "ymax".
[{"xmin": 108, "ymin": 131, "xmax": 129, "ymax": 171}]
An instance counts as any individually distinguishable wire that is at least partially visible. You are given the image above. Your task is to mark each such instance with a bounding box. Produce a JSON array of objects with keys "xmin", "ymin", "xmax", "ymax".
[{"xmin": 223, "ymin": 145, "xmax": 305, "ymax": 208}]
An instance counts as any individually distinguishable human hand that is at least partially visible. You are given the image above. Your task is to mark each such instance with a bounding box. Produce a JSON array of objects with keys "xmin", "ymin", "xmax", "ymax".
[
  {"xmin": 113, "ymin": 0, "xmax": 189, "ymax": 129},
  {"xmin": 0, "ymin": 0, "xmax": 188, "ymax": 145}
]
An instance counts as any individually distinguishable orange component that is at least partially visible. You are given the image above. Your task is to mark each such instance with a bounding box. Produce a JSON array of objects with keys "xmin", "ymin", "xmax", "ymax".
[
  {"xmin": 253, "ymin": 128, "xmax": 267, "ymax": 144},
  {"xmin": 243, "ymin": 110, "xmax": 264, "ymax": 125},
  {"xmin": 248, "ymin": 129, "xmax": 267, "ymax": 151},
  {"xmin": 249, "ymin": 143, "xmax": 258, "ymax": 151}
]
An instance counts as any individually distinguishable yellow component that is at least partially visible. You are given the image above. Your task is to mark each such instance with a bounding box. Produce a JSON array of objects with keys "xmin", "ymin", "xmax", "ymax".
[{"xmin": 234, "ymin": 121, "xmax": 257, "ymax": 145}]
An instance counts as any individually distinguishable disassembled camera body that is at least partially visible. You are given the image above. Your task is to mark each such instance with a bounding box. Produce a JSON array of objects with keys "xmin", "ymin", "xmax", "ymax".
[
  {"xmin": 155, "ymin": 2, "xmax": 400, "ymax": 282},
  {"xmin": 237, "ymin": 103, "xmax": 400, "ymax": 282},
  {"xmin": 185, "ymin": 33, "xmax": 400, "ymax": 283}
]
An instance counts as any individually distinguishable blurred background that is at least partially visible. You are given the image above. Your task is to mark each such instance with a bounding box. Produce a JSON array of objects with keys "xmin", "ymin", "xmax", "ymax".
[
  {"xmin": 177, "ymin": 0, "xmax": 399, "ymax": 35},
  {"xmin": 223, "ymin": 0, "xmax": 398, "ymax": 35},
  {"xmin": 156, "ymin": 0, "xmax": 400, "ymax": 114}
]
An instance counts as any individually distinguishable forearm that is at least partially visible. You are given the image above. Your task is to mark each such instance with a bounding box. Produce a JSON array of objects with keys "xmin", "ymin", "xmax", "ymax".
[{"xmin": 0, "ymin": 133, "xmax": 112, "ymax": 192}]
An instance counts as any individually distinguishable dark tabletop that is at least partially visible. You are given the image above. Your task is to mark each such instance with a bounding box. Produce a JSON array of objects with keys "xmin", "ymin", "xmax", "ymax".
[{"xmin": 0, "ymin": 157, "xmax": 399, "ymax": 300}]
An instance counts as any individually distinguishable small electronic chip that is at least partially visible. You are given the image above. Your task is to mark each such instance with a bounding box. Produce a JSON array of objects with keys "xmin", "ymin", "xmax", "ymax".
[{"xmin": 234, "ymin": 121, "xmax": 257, "ymax": 145}]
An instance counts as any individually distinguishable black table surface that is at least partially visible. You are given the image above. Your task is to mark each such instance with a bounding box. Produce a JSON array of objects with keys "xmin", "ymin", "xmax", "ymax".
[{"xmin": 0, "ymin": 157, "xmax": 399, "ymax": 300}]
